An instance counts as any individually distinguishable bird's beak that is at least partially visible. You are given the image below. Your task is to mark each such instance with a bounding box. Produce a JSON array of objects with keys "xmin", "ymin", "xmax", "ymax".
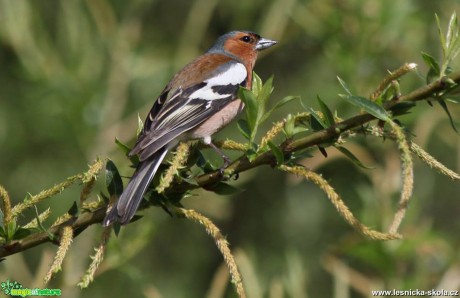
[{"xmin": 256, "ymin": 38, "xmax": 277, "ymax": 51}]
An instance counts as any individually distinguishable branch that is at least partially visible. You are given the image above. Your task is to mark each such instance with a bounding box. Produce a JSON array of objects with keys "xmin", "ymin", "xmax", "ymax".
[
  {"xmin": 0, "ymin": 208, "xmax": 106, "ymax": 258},
  {"xmin": 193, "ymin": 71, "xmax": 460, "ymax": 187},
  {"xmin": 1, "ymin": 70, "xmax": 460, "ymax": 259}
]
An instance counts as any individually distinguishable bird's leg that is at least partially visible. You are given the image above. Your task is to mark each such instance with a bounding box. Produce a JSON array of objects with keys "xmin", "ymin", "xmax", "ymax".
[
  {"xmin": 208, "ymin": 141, "xmax": 232, "ymax": 169},
  {"xmin": 203, "ymin": 137, "xmax": 237, "ymax": 178}
]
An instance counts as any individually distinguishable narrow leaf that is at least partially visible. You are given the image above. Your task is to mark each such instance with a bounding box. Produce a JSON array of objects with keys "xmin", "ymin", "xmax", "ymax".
[
  {"xmin": 246, "ymin": 147, "xmax": 258, "ymax": 162},
  {"xmin": 6, "ymin": 220, "xmax": 16, "ymax": 241},
  {"xmin": 113, "ymin": 222, "xmax": 121, "ymax": 237},
  {"xmin": 129, "ymin": 215, "xmax": 144, "ymax": 224},
  {"xmin": 317, "ymin": 95, "xmax": 335, "ymax": 126},
  {"xmin": 34, "ymin": 206, "xmax": 56, "ymax": 241},
  {"xmin": 251, "ymin": 72, "xmax": 263, "ymax": 97},
  {"xmin": 318, "ymin": 146, "xmax": 328, "ymax": 158},
  {"xmin": 390, "ymin": 102, "xmax": 417, "ymax": 116},
  {"xmin": 261, "ymin": 95, "xmax": 300, "ymax": 124},
  {"xmin": 238, "ymin": 87, "xmax": 258, "ymax": 131},
  {"xmin": 115, "ymin": 138, "xmax": 131, "ymax": 156},
  {"xmin": 237, "ymin": 119, "xmax": 251, "ymax": 140},
  {"xmin": 196, "ymin": 151, "xmax": 217, "ymax": 172},
  {"xmin": 307, "ymin": 108, "xmax": 328, "ymax": 129},
  {"xmin": 268, "ymin": 141, "xmax": 284, "ymax": 165},
  {"xmin": 137, "ymin": 114, "xmax": 144, "ymax": 136},
  {"xmin": 335, "ymin": 146, "xmax": 375, "ymax": 169},
  {"xmin": 292, "ymin": 126, "xmax": 309, "ymax": 135},
  {"xmin": 290, "ymin": 148, "xmax": 314, "ymax": 161},
  {"xmin": 68, "ymin": 201, "xmax": 79, "ymax": 217},
  {"xmin": 446, "ymin": 12, "xmax": 457, "ymax": 51},
  {"xmin": 421, "ymin": 52, "xmax": 440, "ymax": 75},
  {"xmin": 13, "ymin": 228, "xmax": 33, "ymax": 240},
  {"xmin": 257, "ymin": 76, "xmax": 274, "ymax": 126},
  {"xmin": 106, "ymin": 160, "xmax": 124, "ymax": 197},
  {"xmin": 339, "ymin": 94, "xmax": 390, "ymax": 121},
  {"xmin": 259, "ymin": 76, "xmax": 274, "ymax": 107},
  {"xmin": 438, "ymin": 99, "xmax": 459, "ymax": 134},
  {"xmin": 207, "ymin": 182, "xmax": 242, "ymax": 195},
  {"xmin": 283, "ymin": 114, "xmax": 295, "ymax": 137},
  {"xmin": 337, "ymin": 76, "xmax": 353, "ymax": 95},
  {"xmin": 436, "ymin": 14, "xmax": 447, "ymax": 58}
]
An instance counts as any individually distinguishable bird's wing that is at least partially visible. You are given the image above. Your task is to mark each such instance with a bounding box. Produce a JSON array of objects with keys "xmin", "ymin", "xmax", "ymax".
[{"xmin": 130, "ymin": 60, "xmax": 247, "ymax": 161}]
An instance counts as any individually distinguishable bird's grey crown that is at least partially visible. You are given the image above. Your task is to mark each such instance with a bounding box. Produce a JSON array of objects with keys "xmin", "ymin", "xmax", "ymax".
[{"xmin": 207, "ymin": 30, "xmax": 260, "ymax": 53}]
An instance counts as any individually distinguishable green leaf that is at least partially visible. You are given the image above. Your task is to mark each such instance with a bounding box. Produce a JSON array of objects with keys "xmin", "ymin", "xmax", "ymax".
[
  {"xmin": 106, "ymin": 160, "xmax": 124, "ymax": 197},
  {"xmin": 301, "ymin": 99, "xmax": 329, "ymax": 129},
  {"xmin": 390, "ymin": 102, "xmax": 417, "ymax": 116},
  {"xmin": 68, "ymin": 201, "xmax": 79, "ymax": 217},
  {"xmin": 196, "ymin": 151, "xmax": 217, "ymax": 172},
  {"xmin": 258, "ymin": 76, "xmax": 274, "ymax": 107},
  {"xmin": 421, "ymin": 52, "xmax": 440, "ymax": 76},
  {"xmin": 33, "ymin": 206, "xmax": 56, "ymax": 241},
  {"xmin": 436, "ymin": 14, "xmax": 447, "ymax": 58},
  {"xmin": 251, "ymin": 72, "xmax": 263, "ymax": 97},
  {"xmin": 238, "ymin": 87, "xmax": 258, "ymax": 133},
  {"xmin": 207, "ymin": 182, "xmax": 243, "ymax": 195},
  {"xmin": 267, "ymin": 141, "xmax": 284, "ymax": 165},
  {"xmin": 317, "ymin": 95, "xmax": 335, "ymax": 126},
  {"xmin": 113, "ymin": 222, "xmax": 121, "ymax": 237},
  {"xmin": 335, "ymin": 146, "xmax": 375, "ymax": 169},
  {"xmin": 256, "ymin": 76, "xmax": 274, "ymax": 129},
  {"xmin": 137, "ymin": 114, "xmax": 144, "ymax": 136},
  {"xmin": 261, "ymin": 95, "xmax": 299, "ymax": 123},
  {"xmin": 115, "ymin": 138, "xmax": 131, "ymax": 156},
  {"xmin": 291, "ymin": 126, "xmax": 309, "ymax": 136},
  {"xmin": 6, "ymin": 220, "xmax": 17, "ymax": 241},
  {"xmin": 237, "ymin": 119, "xmax": 251, "ymax": 140},
  {"xmin": 307, "ymin": 108, "xmax": 328, "ymax": 129},
  {"xmin": 181, "ymin": 177, "xmax": 199, "ymax": 186},
  {"xmin": 337, "ymin": 76, "xmax": 353, "ymax": 95},
  {"xmin": 446, "ymin": 95, "xmax": 460, "ymax": 104},
  {"xmin": 339, "ymin": 94, "xmax": 390, "ymax": 121},
  {"xmin": 438, "ymin": 13, "xmax": 460, "ymax": 76},
  {"xmin": 422, "ymin": 52, "xmax": 440, "ymax": 73},
  {"xmin": 129, "ymin": 215, "xmax": 144, "ymax": 224},
  {"xmin": 246, "ymin": 146, "xmax": 258, "ymax": 162},
  {"xmin": 0, "ymin": 226, "xmax": 5, "ymax": 238},
  {"xmin": 446, "ymin": 12, "xmax": 458, "ymax": 53},
  {"xmin": 13, "ymin": 228, "xmax": 33, "ymax": 240},
  {"xmin": 290, "ymin": 148, "xmax": 314, "ymax": 161},
  {"xmin": 438, "ymin": 99, "xmax": 459, "ymax": 134},
  {"xmin": 283, "ymin": 114, "xmax": 294, "ymax": 137}
]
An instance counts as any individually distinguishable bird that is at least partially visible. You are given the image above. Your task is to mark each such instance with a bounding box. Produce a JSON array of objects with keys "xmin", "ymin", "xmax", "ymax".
[{"xmin": 103, "ymin": 31, "xmax": 277, "ymax": 226}]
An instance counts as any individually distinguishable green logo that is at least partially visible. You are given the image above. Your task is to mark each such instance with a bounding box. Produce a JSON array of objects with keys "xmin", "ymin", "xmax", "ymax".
[
  {"xmin": 1, "ymin": 280, "xmax": 61, "ymax": 297},
  {"xmin": 1, "ymin": 280, "xmax": 22, "ymax": 295}
]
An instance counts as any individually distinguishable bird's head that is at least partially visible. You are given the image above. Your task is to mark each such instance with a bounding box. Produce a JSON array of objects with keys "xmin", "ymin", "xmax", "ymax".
[{"xmin": 208, "ymin": 31, "xmax": 277, "ymax": 65}]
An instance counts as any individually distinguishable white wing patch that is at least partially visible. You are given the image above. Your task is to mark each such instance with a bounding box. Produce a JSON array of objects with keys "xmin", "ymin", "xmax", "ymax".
[{"xmin": 189, "ymin": 62, "xmax": 247, "ymax": 101}]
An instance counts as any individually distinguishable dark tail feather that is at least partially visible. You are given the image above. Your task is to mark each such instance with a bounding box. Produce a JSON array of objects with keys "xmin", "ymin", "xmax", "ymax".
[{"xmin": 103, "ymin": 147, "xmax": 168, "ymax": 226}]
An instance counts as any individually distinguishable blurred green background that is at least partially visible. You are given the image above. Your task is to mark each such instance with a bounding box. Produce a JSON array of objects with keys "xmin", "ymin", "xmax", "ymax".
[{"xmin": 1, "ymin": 0, "xmax": 460, "ymax": 297}]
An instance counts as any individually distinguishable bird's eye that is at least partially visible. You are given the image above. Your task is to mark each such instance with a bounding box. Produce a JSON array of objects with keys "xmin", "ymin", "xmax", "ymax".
[{"xmin": 240, "ymin": 35, "xmax": 251, "ymax": 43}]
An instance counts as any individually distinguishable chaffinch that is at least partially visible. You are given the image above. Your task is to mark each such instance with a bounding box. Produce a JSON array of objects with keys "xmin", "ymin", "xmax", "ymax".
[{"xmin": 103, "ymin": 31, "xmax": 277, "ymax": 226}]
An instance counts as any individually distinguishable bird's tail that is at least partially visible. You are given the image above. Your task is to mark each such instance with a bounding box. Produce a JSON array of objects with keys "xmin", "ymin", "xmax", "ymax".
[{"xmin": 103, "ymin": 147, "xmax": 168, "ymax": 226}]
